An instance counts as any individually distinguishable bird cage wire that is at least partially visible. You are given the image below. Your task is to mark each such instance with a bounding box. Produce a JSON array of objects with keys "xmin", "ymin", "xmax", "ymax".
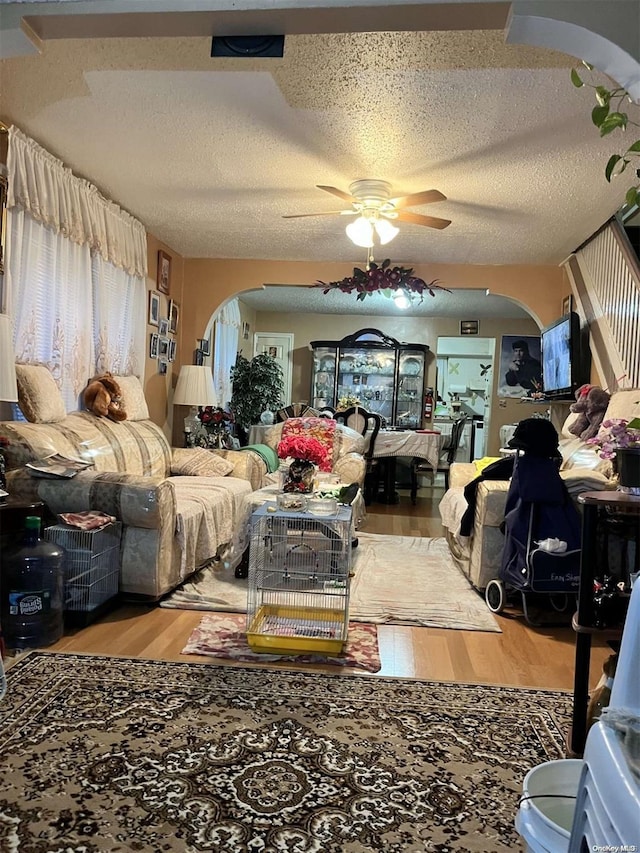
[
  {"xmin": 246, "ymin": 504, "xmax": 353, "ymax": 654},
  {"xmin": 44, "ymin": 522, "xmax": 121, "ymax": 613}
]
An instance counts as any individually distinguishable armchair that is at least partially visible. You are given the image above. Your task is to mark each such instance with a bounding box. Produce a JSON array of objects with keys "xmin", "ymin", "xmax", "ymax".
[{"xmin": 262, "ymin": 416, "xmax": 367, "ymax": 488}]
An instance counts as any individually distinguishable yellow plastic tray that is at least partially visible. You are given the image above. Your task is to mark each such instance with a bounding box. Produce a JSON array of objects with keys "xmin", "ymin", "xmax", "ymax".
[{"xmin": 247, "ymin": 603, "xmax": 347, "ymax": 655}]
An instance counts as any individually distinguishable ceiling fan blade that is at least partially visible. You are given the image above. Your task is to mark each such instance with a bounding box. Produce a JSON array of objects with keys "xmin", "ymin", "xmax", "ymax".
[
  {"xmin": 316, "ymin": 185, "xmax": 357, "ymax": 203},
  {"xmin": 282, "ymin": 210, "xmax": 355, "ymax": 219},
  {"xmin": 389, "ymin": 189, "xmax": 447, "ymax": 208},
  {"xmin": 393, "ymin": 210, "xmax": 452, "ymax": 229}
]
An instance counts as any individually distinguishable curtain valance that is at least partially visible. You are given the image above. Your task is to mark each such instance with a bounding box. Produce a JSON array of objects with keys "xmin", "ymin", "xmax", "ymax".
[{"xmin": 7, "ymin": 126, "xmax": 147, "ymax": 278}]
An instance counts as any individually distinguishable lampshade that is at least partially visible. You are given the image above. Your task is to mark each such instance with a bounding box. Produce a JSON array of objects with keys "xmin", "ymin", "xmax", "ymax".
[
  {"xmin": 173, "ymin": 365, "xmax": 218, "ymax": 407},
  {"xmin": 346, "ymin": 215, "xmax": 399, "ymax": 248},
  {"xmin": 0, "ymin": 314, "xmax": 18, "ymax": 402},
  {"xmin": 345, "ymin": 216, "xmax": 374, "ymax": 248},
  {"xmin": 374, "ymin": 217, "xmax": 399, "ymax": 245}
]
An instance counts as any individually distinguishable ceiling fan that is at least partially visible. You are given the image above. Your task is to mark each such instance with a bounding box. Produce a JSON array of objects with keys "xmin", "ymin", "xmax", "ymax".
[{"xmin": 283, "ymin": 179, "xmax": 451, "ymax": 247}]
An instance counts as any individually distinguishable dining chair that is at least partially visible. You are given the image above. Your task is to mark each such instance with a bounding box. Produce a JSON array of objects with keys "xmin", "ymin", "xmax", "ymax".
[
  {"xmin": 276, "ymin": 403, "xmax": 320, "ymax": 422},
  {"xmin": 337, "ymin": 406, "xmax": 383, "ymax": 504},
  {"xmin": 317, "ymin": 405, "xmax": 336, "ymax": 418},
  {"xmin": 410, "ymin": 415, "xmax": 469, "ymax": 503}
]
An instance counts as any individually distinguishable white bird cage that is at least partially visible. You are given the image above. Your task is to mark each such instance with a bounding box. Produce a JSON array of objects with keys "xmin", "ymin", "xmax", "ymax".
[
  {"xmin": 246, "ymin": 503, "xmax": 353, "ymax": 654},
  {"xmin": 44, "ymin": 522, "xmax": 121, "ymax": 624}
]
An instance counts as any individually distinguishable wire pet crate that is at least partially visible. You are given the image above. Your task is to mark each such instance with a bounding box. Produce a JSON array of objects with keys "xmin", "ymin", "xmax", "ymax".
[
  {"xmin": 44, "ymin": 522, "xmax": 121, "ymax": 624},
  {"xmin": 246, "ymin": 503, "xmax": 352, "ymax": 654}
]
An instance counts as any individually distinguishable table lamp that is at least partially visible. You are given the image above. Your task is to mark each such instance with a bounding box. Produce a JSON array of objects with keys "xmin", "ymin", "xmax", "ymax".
[
  {"xmin": 173, "ymin": 365, "xmax": 218, "ymax": 444},
  {"xmin": 0, "ymin": 314, "xmax": 18, "ymax": 497}
]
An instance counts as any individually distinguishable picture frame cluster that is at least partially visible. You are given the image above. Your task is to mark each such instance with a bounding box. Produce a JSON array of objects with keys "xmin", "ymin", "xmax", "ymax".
[
  {"xmin": 193, "ymin": 337, "xmax": 210, "ymax": 366},
  {"xmin": 148, "ymin": 285, "xmax": 178, "ymax": 374}
]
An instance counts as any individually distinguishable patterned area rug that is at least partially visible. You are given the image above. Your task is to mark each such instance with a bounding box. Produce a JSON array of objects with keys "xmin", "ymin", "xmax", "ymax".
[
  {"xmin": 183, "ymin": 614, "xmax": 381, "ymax": 672},
  {"xmin": 161, "ymin": 533, "xmax": 500, "ymax": 632},
  {"xmin": 0, "ymin": 653, "xmax": 571, "ymax": 852}
]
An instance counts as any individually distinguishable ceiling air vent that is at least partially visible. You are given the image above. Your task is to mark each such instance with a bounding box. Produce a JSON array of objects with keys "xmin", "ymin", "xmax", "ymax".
[{"xmin": 211, "ymin": 35, "xmax": 285, "ymax": 58}]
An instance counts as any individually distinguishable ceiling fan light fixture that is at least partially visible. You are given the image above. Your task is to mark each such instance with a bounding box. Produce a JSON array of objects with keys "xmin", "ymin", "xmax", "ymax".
[
  {"xmin": 374, "ymin": 218, "xmax": 399, "ymax": 245},
  {"xmin": 393, "ymin": 288, "xmax": 411, "ymax": 309},
  {"xmin": 346, "ymin": 216, "xmax": 374, "ymax": 248}
]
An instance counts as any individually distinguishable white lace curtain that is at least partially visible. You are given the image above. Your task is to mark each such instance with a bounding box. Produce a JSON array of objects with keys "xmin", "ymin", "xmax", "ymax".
[
  {"xmin": 5, "ymin": 127, "xmax": 147, "ymax": 410},
  {"xmin": 213, "ymin": 298, "xmax": 241, "ymax": 410}
]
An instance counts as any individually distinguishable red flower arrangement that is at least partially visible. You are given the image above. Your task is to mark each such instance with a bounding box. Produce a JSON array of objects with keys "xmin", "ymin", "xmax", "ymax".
[
  {"xmin": 277, "ymin": 435, "xmax": 327, "ymax": 467},
  {"xmin": 198, "ymin": 406, "xmax": 234, "ymax": 429},
  {"xmin": 315, "ymin": 258, "xmax": 450, "ymax": 303}
]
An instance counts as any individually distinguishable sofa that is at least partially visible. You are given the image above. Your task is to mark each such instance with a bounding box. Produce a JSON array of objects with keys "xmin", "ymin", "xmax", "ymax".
[
  {"xmin": 0, "ymin": 367, "xmax": 269, "ymax": 600},
  {"xmin": 438, "ymin": 389, "xmax": 640, "ymax": 592}
]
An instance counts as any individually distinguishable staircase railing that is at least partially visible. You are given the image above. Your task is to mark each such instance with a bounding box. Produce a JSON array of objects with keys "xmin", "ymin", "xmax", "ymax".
[{"xmin": 563, "ymin": 217, "xmax": 640, "ymax": 391}]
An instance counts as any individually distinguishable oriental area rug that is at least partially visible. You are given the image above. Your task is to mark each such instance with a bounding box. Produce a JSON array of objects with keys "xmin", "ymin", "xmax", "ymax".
[
  {"xmin": 0, "ymin": 652, "xmax": 571, "ymax": 852},
  {"xmin": 183, "ymin": 613, "xmax": 381, "ymax": 672},
  {"xmin": 161, "ymin": 533, "xmax": 501, "ymax": 633}
]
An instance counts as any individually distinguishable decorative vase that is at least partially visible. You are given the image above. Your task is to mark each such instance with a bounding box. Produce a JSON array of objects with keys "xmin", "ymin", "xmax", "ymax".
[
  {"xmin": 615, "ymin": 447, "xmax": 640, "ymax": 495},
  {"xmin": 283, "ymin": 458, "xmax": 316, "ymax": 494},
  {"xmin": 260, "ymin": 410, "xmax": 275, "ymax": 425}
]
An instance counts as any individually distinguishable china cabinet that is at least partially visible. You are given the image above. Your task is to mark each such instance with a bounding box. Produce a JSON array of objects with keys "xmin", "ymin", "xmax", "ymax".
[{"xmin": 310, "ymin": 328, "xmax": 429, "ymax": 428}]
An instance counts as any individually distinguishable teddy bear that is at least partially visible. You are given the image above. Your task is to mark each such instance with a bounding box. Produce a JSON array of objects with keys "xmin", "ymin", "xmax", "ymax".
[
  {"xmin": 569, "ymin": 384, "xmax": 609, "ymax": 442},
  {"xmin": 83, "ymin": 372, "xmax": 127, "ymax": 421}
]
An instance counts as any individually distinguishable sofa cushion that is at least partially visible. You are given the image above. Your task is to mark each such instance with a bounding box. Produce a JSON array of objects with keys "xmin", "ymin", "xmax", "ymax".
[
  {"xmin": 15, "ymin": 364, "xmax": 66, "ymax": 423},
  {"xmin": 171, "ymin": 448, "xmax": 234, "ymax": 477},
  {"xmin": 111, "ymin": 374, "xmax": 150, "ymax": 421}
]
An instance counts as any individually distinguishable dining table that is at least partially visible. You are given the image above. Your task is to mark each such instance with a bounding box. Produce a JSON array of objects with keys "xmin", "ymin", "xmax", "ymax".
[{"xmin": 372, "ymin": 429, "xmax": 443, "ymax": 503}]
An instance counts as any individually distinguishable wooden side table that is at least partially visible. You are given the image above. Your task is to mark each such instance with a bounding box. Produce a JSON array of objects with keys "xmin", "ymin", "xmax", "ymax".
[{"xmin": 569, "ymin": 491, "xmax": 640, "ymax": 757}]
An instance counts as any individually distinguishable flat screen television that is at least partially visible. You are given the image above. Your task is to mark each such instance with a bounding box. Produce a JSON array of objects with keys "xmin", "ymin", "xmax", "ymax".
[{"xmin": 540, "ymin": 311, "xmax": 586, "ymax": 399}]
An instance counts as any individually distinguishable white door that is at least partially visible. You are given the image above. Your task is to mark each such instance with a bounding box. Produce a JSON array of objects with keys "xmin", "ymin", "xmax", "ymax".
[{"xmin": 253, "ymin": 332, "xmax": 294, "ymax": 405}]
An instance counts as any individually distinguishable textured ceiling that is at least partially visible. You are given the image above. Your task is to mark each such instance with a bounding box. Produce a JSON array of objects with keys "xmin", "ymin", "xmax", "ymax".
[
  {"xmin": 239, "ymin": 284, "xmax": 531, "ymax": 317},
  {"xmin": 0, "ymin": 12, "xmax": 631, "ymax": 272}
]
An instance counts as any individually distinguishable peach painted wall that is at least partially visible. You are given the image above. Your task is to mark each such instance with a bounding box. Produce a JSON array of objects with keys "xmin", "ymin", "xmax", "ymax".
[{"xmin": 143, "ymin": 248, "xmax": 575, "ymax": 444}]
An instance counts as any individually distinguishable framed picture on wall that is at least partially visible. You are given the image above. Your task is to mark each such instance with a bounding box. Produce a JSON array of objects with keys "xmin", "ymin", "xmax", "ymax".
[
  {"xmin": 168, "ymin": 300, "xmax": 179, "ymax": 334},
  {"xmin": 562, "ymin": 294, "xmax": 574, "ymax": 315},
  {"xmin": 148, "ymin": 291, "xmax": 160, "ymax": 326},
  {"xmin": 460, "ymin": 319, "xmax": 479, "ymax": 335},
  {"xmin": 159, "ymin": 318, "xmax": 169, "ymax": 336},
  {"xmin": 497, "ymin": 334, "xmax": 543, "ymax": 398},
  {"xmin": 197, "ymin": 338, "xmax": 210, "ymax": 356},
  {"xmin": 159, "ymin": 337, "xmax": 169, "ymax": 358},
  {"xmin": 157, "ymin": 250, "xmax": 171, "ymax": 295},
  {"xmin": 158, "ymin": 359, "xmax": 168, "ymax": 375},
  {"xmin": 168, "ymin": 339, "xmax": 176, "ymax": 362},
  {"xmin": 149, "ymin": 333, "xmax": 159, "ymax": 359}
]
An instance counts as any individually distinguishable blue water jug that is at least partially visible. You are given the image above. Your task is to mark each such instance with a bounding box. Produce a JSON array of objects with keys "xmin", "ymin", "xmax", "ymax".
[{"xmin": 1, "ymin": 516, "xmax": 65, "ymax": 650}]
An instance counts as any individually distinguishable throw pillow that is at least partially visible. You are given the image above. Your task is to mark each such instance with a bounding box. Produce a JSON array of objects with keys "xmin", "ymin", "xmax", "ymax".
[
  {"xmin": 15, "ymin": 364, "xmax": 67, "ymax": 423},
  {"xmin": 171, "ymin": 448, "xmax": 234, "ymax": 477},
  {"xmin": 110, "ymin": 375, "xmax": 150, "ymax": 421}
]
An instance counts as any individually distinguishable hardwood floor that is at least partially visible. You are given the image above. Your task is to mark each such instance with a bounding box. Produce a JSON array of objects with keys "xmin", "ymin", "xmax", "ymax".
[{"xmin": 44, "ymin": 486, "xmax": 612, "ymax": 692}]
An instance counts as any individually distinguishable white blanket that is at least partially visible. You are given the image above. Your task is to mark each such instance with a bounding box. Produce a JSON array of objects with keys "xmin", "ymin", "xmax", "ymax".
[{"xmin": 171, "ymin": 476, "xmax": 252, "ymax": 579}]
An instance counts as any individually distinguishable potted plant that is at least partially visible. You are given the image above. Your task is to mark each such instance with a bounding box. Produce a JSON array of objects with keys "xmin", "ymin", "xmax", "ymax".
[
  {"xmin": 230, "ymin": 353, "xmax": 284, "ymax": 443},
  {"xmin": 571, "ymin": 62, "xmax": 640, "ymax": 210},
  {"xmin": 587, "ymin": 416, "xmax": 640, "ymax": 492}
]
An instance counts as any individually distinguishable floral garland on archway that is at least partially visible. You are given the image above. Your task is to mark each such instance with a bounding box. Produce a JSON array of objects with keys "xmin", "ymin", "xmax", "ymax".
[{"xmin": 315, "ymin": 259, "xmax": 450, "ymax": 303}]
